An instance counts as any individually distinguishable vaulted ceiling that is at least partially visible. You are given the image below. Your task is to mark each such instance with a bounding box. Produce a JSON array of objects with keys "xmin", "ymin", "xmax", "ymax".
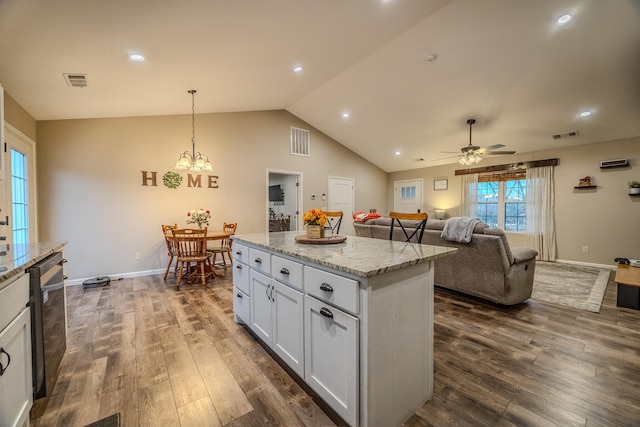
[{"xmin": 1, "ymin": 0, "xmax": 639, "ymax": 172}]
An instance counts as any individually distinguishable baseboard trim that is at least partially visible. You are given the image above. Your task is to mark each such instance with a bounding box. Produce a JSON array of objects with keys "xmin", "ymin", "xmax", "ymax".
[
  {"xmin": 552, "ymin": 259, "xmax": 616, "ymax": 270},
  {"xmin": 66, "ymin": 268, "xmax": 165, "ymax": 286}
]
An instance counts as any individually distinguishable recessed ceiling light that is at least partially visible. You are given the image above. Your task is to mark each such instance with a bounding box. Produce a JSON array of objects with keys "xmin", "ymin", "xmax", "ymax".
[
  {"xmin": 128, "ymin": 53, "xmax": 145, "ymax": 62},
  {"xmin": 341, "ymin": 112, "xmax": 350, "ymax": 119},
  {"xmin": 578, "ymin": 110, "xmax": 592, "ymax": 118},
  {"xmin": 395, "ymin": 151, "xmax": 401, "ymax": 156},
  {"xmin": 556, "ymin": 14, "xmax": 573, "ymax": 26},
  {"xmin": 293, "ymin": 65, "xmax": 304, "ymax": 73}
]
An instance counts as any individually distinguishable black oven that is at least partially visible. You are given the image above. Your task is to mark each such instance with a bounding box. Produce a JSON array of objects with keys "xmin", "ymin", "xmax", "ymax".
[{"xmin": 27, "ymin": 252, "xmax": 67, "ymax": 399}]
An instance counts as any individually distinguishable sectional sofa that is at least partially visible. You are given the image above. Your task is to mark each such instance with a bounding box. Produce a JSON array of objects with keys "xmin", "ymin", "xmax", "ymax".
[{"xmin": 353, "ymin": 217, "xmax": 538, "ymax": 305}]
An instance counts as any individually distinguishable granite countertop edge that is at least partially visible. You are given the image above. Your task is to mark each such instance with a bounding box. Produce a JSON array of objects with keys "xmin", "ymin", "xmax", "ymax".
[
  {"xmin": 0, "ymin": 241, "xmax": 68, "ymax": 286},
  {"xmin": 233, "ymin": 233, "xmax": 457, "ymax": 278}
]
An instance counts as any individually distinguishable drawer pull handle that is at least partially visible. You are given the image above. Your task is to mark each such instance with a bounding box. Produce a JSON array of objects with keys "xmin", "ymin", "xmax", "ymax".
[
  {"xmin": 0, "ymin": 347, "xmax": 10, "ymax": 376},
  {"xmin": 320, "ymin": 283, "xmax": 334, "ymax": 293},
  {"xmin": 236, "ymin": 250, "xmax": 243, "ymax": 256},
  {"xmin": 236, "ymin": 292, "xmax": 243, "ymax": 298},
  {"xmin": 320, "ymin": 307, "xmax": 334, "ymax": 319},
  {"xmin": 254, "ymin": 258, "xmax": 262, "ymax": 264},
  {"xmin": 280, "ymin": 268, "xmax": 290, "ymax": 275},
  {"xmin": 236, "ymin": 264, "xmax": 242, "ymax": 269}
]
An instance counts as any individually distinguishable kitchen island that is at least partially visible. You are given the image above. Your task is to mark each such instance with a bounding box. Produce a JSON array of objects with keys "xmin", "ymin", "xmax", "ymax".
[{"xmin": 231, "ymin": 232, "xmax": 457, "ymax": 427}]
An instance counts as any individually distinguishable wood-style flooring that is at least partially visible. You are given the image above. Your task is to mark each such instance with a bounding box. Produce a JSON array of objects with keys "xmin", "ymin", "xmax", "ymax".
[{"xmin": 31, "ymin": 268, "xmax": 640, "ymax": 426}]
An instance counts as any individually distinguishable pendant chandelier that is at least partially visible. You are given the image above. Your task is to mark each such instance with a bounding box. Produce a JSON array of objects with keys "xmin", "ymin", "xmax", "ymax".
[{"xmin": 175, "ymin": 89, "xmax": 213, "ymax": 172}]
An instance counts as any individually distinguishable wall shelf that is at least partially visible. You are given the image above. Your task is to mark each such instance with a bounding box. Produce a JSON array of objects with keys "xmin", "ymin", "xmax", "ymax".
[
  {"xmin": 574, "ymin": 185, "xmax": 596, "ymax": 189},
  {"xmin": 600, "ymin": 164, "xmax": 629, "ymax": 169}
]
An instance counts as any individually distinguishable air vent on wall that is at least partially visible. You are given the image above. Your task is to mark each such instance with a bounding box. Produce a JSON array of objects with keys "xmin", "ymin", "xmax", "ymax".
[
  {"xmin": 551, "ymin": 130, "xmax": 579, "ymax": 140},
  {"xmin": 291, "ymin": 127, "xmax": 310, "ymax": 157},
  {"xmin": 63, "ymin": 73, "xmax": 88, "ymax": 88}
]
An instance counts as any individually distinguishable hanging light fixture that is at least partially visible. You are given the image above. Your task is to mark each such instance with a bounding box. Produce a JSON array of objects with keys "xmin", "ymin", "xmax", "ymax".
[
  {"xmin": 458, "ymin": 119, "xmax": 483, "ymax": 166},
  {"xmin": 175, "ymin": 89, "xmax": 213, "ymax": 172}
]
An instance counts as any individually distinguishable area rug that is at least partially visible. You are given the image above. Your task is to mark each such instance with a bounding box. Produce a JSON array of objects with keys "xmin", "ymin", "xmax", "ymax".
[{"xmin": 531, "ymin": 261, "xmax": 612, "ymax": 312}]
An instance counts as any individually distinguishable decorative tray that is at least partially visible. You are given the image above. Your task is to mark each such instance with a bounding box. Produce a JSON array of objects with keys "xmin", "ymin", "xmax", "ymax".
[{"xmin": 295, "ymin": 235, "xmax": 347, "ymax": 244}]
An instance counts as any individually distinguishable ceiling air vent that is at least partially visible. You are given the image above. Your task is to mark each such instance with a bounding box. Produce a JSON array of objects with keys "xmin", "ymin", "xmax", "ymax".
[
  {"xmin": 63, "ymin": 73, "xmax": 88, "ymax": 88},
  {"xmin": 291, "ymin": 127, "xmax": 310, "ymax": 157},
  {"xmin": 551, "ymin": 130, "xmax": 578, "ymax": 140}
]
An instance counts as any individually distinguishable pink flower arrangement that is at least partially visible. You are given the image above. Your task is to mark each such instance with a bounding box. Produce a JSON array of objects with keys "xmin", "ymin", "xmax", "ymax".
[{"xmin": 187, "ymin": 209, "xmax": 211, "ymax": 228}]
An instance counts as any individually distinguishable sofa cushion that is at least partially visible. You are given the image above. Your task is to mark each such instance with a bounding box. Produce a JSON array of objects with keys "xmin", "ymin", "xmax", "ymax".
[{"xmin": 482, "ymin": 228, "xmax": 514, "ymax": 264}]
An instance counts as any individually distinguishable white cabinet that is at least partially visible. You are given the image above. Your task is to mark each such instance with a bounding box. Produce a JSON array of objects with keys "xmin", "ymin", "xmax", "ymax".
[
  {"xmin": 249, "ymin": 269, "xmax": 304, "ymax": 378},
  {"xmin": 232, "ymin": 243, "xmax": 251, "ymax": 325},
  {"xmin": 0, "ymin": 273, "xmax": 32, "ymax": 427},
  {"xmin": 233, "ymin": 234, "xmax": 440, "ymax": 427},
  {"xmin": 304, "ymin": 295, "xmax": 358, "ymax": 427}
]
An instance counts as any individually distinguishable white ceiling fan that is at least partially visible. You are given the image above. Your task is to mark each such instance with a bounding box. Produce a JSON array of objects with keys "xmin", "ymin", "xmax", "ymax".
[{"xmin": 434, "ymin": 119, "xmax": 516, "ymax": 165}]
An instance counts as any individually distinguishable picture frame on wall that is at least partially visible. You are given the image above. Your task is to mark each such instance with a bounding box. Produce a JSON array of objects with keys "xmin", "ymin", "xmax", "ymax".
[{"xmin": 434, "ymin": 178, "xmax": 448, "ymax": 191}]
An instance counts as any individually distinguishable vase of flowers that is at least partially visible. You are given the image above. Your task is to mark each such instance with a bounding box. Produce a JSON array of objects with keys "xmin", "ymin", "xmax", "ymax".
[
  {"xmin": 303, "ymin": 208, "xmax": 328, "ymax": 239},
  {"xmin": 187, "ymin": 208, "xmax": 211, "ymax": 229},
  {"xmin": 629, "ymin": 181, "xmax": 640, "ymax": 194}
]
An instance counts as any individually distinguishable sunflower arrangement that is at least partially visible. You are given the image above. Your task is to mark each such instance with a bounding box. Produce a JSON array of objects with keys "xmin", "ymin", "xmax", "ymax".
[{"xmin": 302, "ymin": 208, "xmax": 328, "ymax": 226}]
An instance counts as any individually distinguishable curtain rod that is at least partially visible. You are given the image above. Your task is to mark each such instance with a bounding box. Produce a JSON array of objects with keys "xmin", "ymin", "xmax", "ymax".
[{"xmin": 454, "ymin": 158, "xmax": 558, "ymax": 176}]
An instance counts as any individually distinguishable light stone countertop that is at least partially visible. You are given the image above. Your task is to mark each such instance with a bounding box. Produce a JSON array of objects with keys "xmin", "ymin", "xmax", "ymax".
[
  {"xmin": 233, "ymin": 231, "xmax": 457, "ymax": 278},
  {"xmin": 0, "ymin": 242, "xmax": 67, "ymax": 287}
]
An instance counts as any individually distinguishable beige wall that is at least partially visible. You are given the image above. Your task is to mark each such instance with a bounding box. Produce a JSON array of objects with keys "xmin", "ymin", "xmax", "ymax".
[
  {"xmin": 4, "ymin": 91, "xmax": 37, "ymax": 140},
  {"xmin": 36, "ymin": 110, "xmax": 387, "ymax": 281},
  {"xmin": 388, "ymin": 137, "xmax": 640, "ymax": 266}
]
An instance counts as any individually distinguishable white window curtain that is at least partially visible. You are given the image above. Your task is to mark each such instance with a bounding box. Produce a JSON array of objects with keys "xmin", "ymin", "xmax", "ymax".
[
  {"xmin": 525, "ymin": 165, "xmax": 556, "ymax": 261},
  {"xmin": 461, "ymin": 173, "xmax": 478, "ymax": 218}
]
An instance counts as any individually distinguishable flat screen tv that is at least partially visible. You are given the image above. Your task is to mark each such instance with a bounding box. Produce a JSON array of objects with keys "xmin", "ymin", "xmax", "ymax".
[{"xmin": 269, "ymin": 185, "xmax": 284, "ymax": 202}]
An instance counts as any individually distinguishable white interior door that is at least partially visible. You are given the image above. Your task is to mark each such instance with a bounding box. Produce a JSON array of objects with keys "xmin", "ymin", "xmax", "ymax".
[
  {"xmin": 394, "ymin": 179, "xmax": 423, "ymax": 213},
  {"xmin": 328, "ymin": 176, "xmax": 354, "ymax": 236}
]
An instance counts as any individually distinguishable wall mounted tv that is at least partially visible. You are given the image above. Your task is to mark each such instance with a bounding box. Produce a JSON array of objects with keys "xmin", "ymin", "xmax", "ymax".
[{"xmin": 269, "ymin": 185, "xmax": 284, "ymax": 202}]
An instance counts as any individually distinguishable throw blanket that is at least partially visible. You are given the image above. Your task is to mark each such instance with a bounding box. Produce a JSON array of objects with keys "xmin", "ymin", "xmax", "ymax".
[{"xmin": 441, "ymin": 217, "xmax": 481, "ymax": 243}]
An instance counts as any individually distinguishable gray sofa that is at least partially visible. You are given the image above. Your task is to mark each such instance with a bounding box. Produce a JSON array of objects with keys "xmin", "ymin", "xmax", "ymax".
[{"xmin": 353, "ymin": 217, "xmax": 538, "ymax": 305}]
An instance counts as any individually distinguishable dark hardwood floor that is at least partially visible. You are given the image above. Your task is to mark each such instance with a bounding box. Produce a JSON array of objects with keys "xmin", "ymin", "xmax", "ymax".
[{"xmin": 31, "ymin": 268, "xmax": 640, "ymax": 426}]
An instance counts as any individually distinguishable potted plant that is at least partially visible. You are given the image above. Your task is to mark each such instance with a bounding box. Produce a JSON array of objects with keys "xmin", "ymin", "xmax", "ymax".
[
  {"xmin": 629, "ymin": 181, "xmax": 640, "ymax": 194},
  {"xmin": 303, "ymin": 208, "xmax": 328, "ymax": 238}
]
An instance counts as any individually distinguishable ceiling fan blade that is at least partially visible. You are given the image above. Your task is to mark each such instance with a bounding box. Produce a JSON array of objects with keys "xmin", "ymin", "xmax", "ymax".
[
  {"xmin": 484, "ymin": 150, "xmax": 517, "ymax": 155},
  {"xmin": 439, "ymin": 151, "xmax": 461, "ymax": 154},
  {"xmin": 431, "ymin": 154, "xmax": 461, "ymax": 162},
  {"xmin": 483, "ymin": 144, "xmax": 505, "ymax": 150}
]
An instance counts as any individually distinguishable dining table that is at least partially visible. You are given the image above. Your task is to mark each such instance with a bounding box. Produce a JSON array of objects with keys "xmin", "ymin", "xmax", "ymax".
[{"xmin": 165, "ymin": 229, "xmax": 234, "ymax": 278}]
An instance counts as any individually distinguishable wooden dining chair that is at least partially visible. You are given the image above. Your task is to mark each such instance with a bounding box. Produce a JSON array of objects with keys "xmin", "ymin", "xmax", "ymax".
[
  {"xmin": 389, "ymin": 212, "xmax": 428, "ymax": 243},
  {"xmin": 171, "ymin": 228, "xmax": 214, "ymax": 287},
  {"xmin": 324, "ymin": 211, "xmax": 343, "ymax": 234},
  {"xmin": 211, "ymin": 222, "xmax": 237, "ymax": 269},
  {"xmin": 161, "ymin": 224, "xmax": 178, "ymax": 279}
]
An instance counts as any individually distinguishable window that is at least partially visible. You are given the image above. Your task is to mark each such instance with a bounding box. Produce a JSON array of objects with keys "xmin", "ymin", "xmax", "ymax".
[
  {"xmin": 476, "ymin": 175, "xmax": 526, "ymax": 231},
  {"xmin": 11, "ymin": 148, "xmax": 29, "ymax": 244}
]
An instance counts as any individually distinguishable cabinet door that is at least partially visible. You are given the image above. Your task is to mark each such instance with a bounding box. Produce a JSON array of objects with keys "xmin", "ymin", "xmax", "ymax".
[
  {"xmin": 0, "ymin": 307, "xmax": 32, "ymax": 427},
  {"xmin": 249, "ymin": 270, "xmax": 272, "ymax": 344},
  {"xmin": 304, "ymin": 295, "xmax": 358, "ymax": 427},
  {"xmin": 233, "ymin": 286, "xmax": 250, "ymax": 325},
  {"xmin": 271, "ymin": 281, "xmax": 304, "ymax": 378}
]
